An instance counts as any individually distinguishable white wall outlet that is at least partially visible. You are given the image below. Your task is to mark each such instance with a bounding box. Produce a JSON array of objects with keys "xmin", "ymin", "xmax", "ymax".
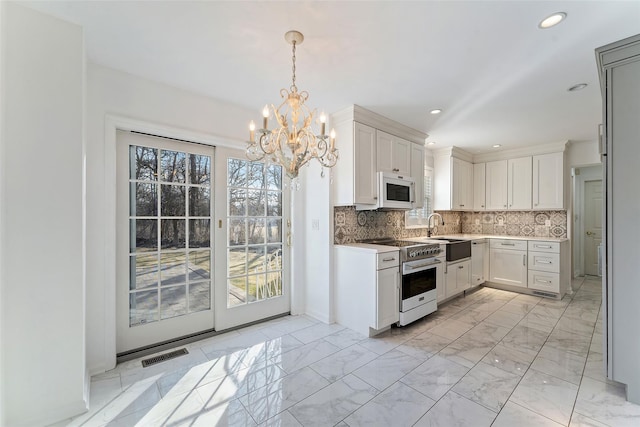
[
  {"xmin": 498, "ymin": 218, "xmax": 504, "ymax": 226},
  {"xmin": 545, "ymin": 219, "xmax": 551, "ymax": 227},
  {"xmin": 475, "ymin": 219, "xmax": 480, "ymax": 225},
  {"xmin": 312, "ymin": 219, "xmax": 319, "ymax": 230}
]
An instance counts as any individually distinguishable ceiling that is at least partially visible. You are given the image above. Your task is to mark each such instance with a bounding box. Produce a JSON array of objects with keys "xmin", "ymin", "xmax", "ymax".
[{"xmin": 23, "ymin": 1, "xmax": 640, "ymax": 152}]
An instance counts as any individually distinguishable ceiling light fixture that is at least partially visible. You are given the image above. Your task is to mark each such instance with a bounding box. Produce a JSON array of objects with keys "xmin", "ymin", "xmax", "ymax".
[
  {"xmin": 430, "ymin": 109, "xmax": 442, "ymax": 115},
  {"xmin": 427, "ymin": 141, "xmax": 436, "ymax": 146},
  {"xmin": 538, "ymin": 12, "xmax": 567, "ymax": 29},
  {"xmin": 568, "ymin": 83, "xmax": 588, "ymax": 92},
  {"xmin": 247, "ymin": 30, "xmax": 337, "ymax": 179},
  {"xmin": 492, "ymin": 144, "xmax": 502, "ymax": 148}
]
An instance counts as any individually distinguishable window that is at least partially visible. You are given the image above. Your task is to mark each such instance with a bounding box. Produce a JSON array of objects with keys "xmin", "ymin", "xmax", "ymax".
[
  {"xmin": 405, "ymin": 165, "xmax": 433, "ymax": 228},
  {"xmin": 227, "ymin": 158, "xmax": 283, "ymax": 307}
]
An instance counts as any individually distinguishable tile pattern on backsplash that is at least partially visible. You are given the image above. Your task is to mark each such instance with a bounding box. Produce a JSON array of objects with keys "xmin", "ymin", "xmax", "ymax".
[{"xmin": 334, "ymin": 207, "xmax": 567, "ymax": 245}]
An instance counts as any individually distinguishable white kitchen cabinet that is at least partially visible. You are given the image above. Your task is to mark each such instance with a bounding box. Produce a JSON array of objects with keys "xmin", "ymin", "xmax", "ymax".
[
  {"xmin": 377, "ymin": 130, "xmax": 412, "ymax": 176},
  {"xmin": 533, "ymin": 152, "xmax": 564, "ymax": 209},
  {"xmin": 507, "ymin": 156, "xmax": 532, "ymax": 210},
  {"xmin": 353, "ymin": 123, "xmax": 378, "ymax": 206},
  {"xmin": 434, "ymin": 148, "xmax": 474, "ymax": 211},
  {"xmin": 471, "ymin": 240, "xmax": 487, "ymax": 287},
  {"xmin": 410, "ymin": 143, "xmax": 425, "ymax": 209},
  {"xmin": 452, "ymin": 158, "xmax": 473, "ymax": 210},
  {"xmin": 489, "ymin": 239, "xmax": 527, "ymax": 288},
  {"xmin": 331, "ymin": 120, "xmax": 377, "ymax": 207},
  {"xmin": 485, "ymin": 160, "xmax": 508, "ymax": 210},
  {"xmin": 445, "ymin": 259, "xmax": 471, "ymax": 298},
  {"xmin": 331, "ymin": 106, "xmax": 428, "ymax": 209},
  {"xmin": 526, "ymin": 240, "xmax": 570, "ymax": 297},
  {"xmin": 473, "ymin": 163, "xmax": 486, "ymax": 210},
  {"xmin": 376, "ymin": 263, "xmax": 400, "ymax": 329},
  {"xmin": 334, "ymin": 245, "xmax": 399, "ymax": 337}
]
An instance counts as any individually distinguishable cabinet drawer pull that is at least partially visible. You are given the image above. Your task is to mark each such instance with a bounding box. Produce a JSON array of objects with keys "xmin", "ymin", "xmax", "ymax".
[
  {"xmin": 458, "ymin": 265, "xmax": 464, "ymax": 269},
  {"xmin": 536, "ymin": 245, "xmax": 552, "ymax": 249},
  {"xmin": 383, "ymin": 257, "xmax": 396, "ymax": 262},
  {"xmin": 537, "ymin": 260, "xmax": 553, "ymax": 264},
  {"xmin": 501, "ymin": 243, "xmax": 515, "ymax": 246},
  {"xmin": 536, "ymin": 279, "xmax": 552, "ymax": 284}
]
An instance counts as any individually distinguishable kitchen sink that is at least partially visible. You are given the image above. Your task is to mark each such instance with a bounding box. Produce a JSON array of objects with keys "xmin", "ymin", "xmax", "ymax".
[
  {"xmin": 430, "ymin": 238, "xmax": 471, "ymax": 261},
  {"xmin": 429, "ymin": 238, "xmax": 468, "ymax": 243}
]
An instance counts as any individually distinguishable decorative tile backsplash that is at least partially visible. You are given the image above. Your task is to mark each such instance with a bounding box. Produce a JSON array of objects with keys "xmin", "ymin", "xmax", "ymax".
[
  {"xmin": 333, "ymin": 207, "xmax": 567, "ymax": 245},
  {"xmin": 334, "ymin": 207, "xmax": 461, "ymax": 245},
  {"xmin": 460, "ymin": 210, "xmax": 567, "ymax": 238}
]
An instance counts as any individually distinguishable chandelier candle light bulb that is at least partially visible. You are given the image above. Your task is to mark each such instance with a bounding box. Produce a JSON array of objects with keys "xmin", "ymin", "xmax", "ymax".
[
  {"xmin": 249, "ymin": 120, "xmax": 256, "ymax": 142},
  {"xmin": 245, "ymin": 30, "xmax": 338, "ymax": 179}
]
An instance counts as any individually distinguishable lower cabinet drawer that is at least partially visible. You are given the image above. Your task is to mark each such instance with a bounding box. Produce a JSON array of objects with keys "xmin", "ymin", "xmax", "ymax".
[
  {"xmin": 528, "ymin": 271, "xmax": 560, "ymax": 293},
  {"xmin": 528, "ymin": 252, "xmax": 560, "ymax": 273},
  {"xmin": 377, "ymin": 252, "xmax": 400, "ymax": 269}
]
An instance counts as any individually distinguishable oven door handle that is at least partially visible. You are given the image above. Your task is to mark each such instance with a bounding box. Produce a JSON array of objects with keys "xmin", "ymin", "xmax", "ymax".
[{"xmin": 403, "ymin": 259, "xmax": 442, "ymax": 274}]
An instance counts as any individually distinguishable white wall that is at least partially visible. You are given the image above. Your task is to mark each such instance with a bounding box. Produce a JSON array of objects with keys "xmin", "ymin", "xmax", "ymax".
[
  {"xmin": 85, "ymin": 63, "xmax": 258, "ymax": 373},
  {"xmin": 568, "ymin": 139, "xmax": 601, "ymax": 167},
  {"xmin": 301, "ymin": 162, "xmax": 333, "ymax": 323},
  {"xmin": 0, "ymin": 3, "xmax": 87, "ymax": 425}
]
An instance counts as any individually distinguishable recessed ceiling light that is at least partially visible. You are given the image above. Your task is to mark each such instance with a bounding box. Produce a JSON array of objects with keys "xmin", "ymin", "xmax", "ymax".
[
  {"xmin": 430, "ymin": 109, "xmax": 442, "ymax": 115},
  {"xmin": 427, "ymin": 141, "xmax": 436, "ymax": 146},
  {"xmin": 539, "ymin": 12, "xmax": 567, "ymax": 29},
  {"xmin": 492, "ymin": 144, "xmax": 502, "ymax": 148},
  {"xmin": 568, "ymin": 83, "xmax": 588, "ymax": 92}
]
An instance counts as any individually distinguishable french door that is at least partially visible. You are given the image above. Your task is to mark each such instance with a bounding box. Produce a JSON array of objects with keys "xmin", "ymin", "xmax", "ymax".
[
  {"xmin": 213, "ymin": 146, "xmax": 290, "ymax": 331},
  {"xmin": 116, "ymin": 131, "xmax": 215, "ymax": 353},
  {"xmin": 116, "ymin": 132, "xmax": 291, "ymax": 353}
]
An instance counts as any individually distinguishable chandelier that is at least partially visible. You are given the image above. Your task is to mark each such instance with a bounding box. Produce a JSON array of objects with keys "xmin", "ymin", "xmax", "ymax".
[{"xmin": 246, "ymin": 30, "xmax": 338, "ymax": 179}]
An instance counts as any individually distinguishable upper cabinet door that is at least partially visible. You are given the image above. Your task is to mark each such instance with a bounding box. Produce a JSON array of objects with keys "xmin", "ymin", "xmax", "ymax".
[
  {"xmin": 354, "ymin": 122, "xmax": 378, "ymax": 205},
  {"xmin": 411, "ymin": 143, "xmax": 425, "ymax": 209},
  {"xmin": 485, "ymin": 160, "xmax": 508, "ymax": 210},
  {"xmin": 473, "ymin": 163, "xmax": 486, "ymax": 211},
  {"xmin": 533, "ymin": 152, "xmax": 564, "ymax": 209},
  {"xmin": 508, "ymin": 156, "xmax": 532, "ymax": 210},
  {"xmin": 376, "ymin": 130, "xmax": 411, "ymax": 176},
  {"xmin": 452, "ymin": 158, "xmax": 473, "ymax": 210}
]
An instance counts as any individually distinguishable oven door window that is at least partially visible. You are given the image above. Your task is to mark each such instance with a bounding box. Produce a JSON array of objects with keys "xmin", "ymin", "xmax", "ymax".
[
  {"xmin": 386, "ymin": 183, "xmax": 411, "ymax": 202},
  {"xmin": 402, "ymin": 266, "xmax": 437, "ymax": 299}
]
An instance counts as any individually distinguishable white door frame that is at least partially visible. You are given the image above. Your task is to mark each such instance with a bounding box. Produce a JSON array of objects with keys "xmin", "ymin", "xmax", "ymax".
[
  {"xmin": 103, "ymin": 115, "xmax": 246, "ymax": 371},
  {"xmin": 572, "ymin": 164, "xmax": 603, "ymax": 277}
]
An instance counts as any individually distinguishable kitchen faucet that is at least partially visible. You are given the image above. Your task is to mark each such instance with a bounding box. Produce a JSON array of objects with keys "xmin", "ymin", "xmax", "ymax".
[{"xmin": 426, "ymin": 213, "xmax": 444, "ymax": 237}]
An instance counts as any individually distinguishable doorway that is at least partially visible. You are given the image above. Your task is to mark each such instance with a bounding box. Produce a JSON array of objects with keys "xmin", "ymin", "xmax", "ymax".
[
  {"xmin": 116, "ymin": 131, "xmax": 291, "ymax": 354},
  {"xmin": 116, "ymin": 131, "xmax": 215, "ymax": 353},
  {"xmin": 572, "ymin": 165, "xmax": 603, "ymax": 277}
]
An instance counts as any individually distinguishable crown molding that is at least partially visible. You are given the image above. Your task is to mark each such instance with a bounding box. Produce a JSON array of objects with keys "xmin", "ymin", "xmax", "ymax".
[
  {"xmin": 472, "ymin": 141, "xmax": 568, "ymax": 163},
  {"xmin": 330, "ymin": 104, "xmax": 428, "ymax": 145}
]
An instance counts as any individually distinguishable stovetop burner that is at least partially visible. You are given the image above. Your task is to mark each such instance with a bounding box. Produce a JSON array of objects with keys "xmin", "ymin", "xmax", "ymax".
[
  {"xmin": 360, "ymin": 239, "xmax": 442, "ymax": 261},
  {"xmin": 363, "ymin": 239, "xmax": 423, "ymax": 247}
]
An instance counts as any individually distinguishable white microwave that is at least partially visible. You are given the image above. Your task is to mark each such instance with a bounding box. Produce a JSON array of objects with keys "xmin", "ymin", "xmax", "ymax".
[{"xmin": 378, "ymin": 172, "xmax": 415, "ymax": 210}]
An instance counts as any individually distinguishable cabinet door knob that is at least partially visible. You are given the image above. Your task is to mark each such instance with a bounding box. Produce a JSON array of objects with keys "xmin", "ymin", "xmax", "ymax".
[
  {"xmin": 373, "ymin": 196, "xmax": 378, "ymax": 200},
  {"xmin": 481, "ymin": 205, "xmax": 484, "ymax": 208},
  {"xmin": 504, "ymin": 205, "xmax": 507, "ymax": 208},
  {"xmin": 458, "ymin": 265, "xmax": 464, "ymax": 269},
  {"xmin": 392, "ymin": 168, "xmax": 399, "ymax": 172}
]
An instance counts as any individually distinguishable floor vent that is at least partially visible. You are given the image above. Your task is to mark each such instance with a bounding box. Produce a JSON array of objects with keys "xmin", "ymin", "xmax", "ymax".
[
  {"xmin": 532, "ymin": 290, "xmax": 556, "ymax": 299},
  {"xmin": 141, "ymin": 348, "xmax": 189, "ymax": 368}
]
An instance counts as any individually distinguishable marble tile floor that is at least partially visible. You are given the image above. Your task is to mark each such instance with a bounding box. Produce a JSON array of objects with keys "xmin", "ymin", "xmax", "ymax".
[{"xmin": 58, "ymin": 277, "xmax": 640, "ymax": 426}]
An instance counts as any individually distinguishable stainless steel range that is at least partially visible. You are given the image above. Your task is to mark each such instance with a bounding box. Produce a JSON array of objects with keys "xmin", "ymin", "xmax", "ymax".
[{"xmin": 364, "ymin": 239, "xmax": 443, "ymax": 326}]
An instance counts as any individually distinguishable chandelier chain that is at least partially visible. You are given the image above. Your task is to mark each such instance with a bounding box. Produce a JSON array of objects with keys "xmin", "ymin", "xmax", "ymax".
[{"xmin": 291, "ymin": 41, "xmax": 297, "ymax": 91}]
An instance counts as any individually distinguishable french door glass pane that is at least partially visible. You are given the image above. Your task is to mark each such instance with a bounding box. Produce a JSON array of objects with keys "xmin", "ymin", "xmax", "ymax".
[
  {"xmin": 128, "ymin": 144, "xmax": 213, "ymax": 326},
  {"xmin": 227, "ymin": 158, "xmax": 283, "ymax": 308}
]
